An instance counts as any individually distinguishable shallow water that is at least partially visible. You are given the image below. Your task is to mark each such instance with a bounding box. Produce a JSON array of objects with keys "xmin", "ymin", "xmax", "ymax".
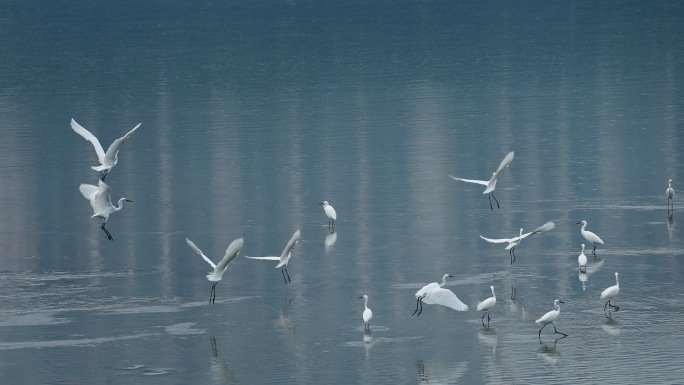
[{"xmin": 1, "ymin": 1, "xmax": 683, "ymax": 383}]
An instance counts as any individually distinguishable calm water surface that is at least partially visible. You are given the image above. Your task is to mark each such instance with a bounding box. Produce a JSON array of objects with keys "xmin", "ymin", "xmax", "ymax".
[{"xmin": 1, "ymin": 1, "xmax": 683, "ymax": 384}]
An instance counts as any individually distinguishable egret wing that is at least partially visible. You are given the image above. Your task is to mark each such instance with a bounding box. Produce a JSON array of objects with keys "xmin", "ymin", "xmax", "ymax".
[
  {"xmin": 449, "ymin": 175, "xmax": 488, "ymax": 186},
  {"xmin": 477, "ymin": 297, "xmax": 496, "ymax": 311},
  {"xmin": 91, "ymin": 180, "xmax": 113, "ymax": 212},
  {"xmin": 245, "ymin": 256, "xmax": 280, "ymax": 260},
  {"xmin": 103, "ymin": 123, "xmax": 141, "ymax": 164},
  {"xmin": 79, "ymin": 183, "xmax": 99, "ymax": 200},
  {"xmin": 480, "ymin": 235, "xmax": 513, "ymax": 244},
  {"xmin": 71, "ymin": 118, "xmax": 105, "ymax": 163},
  {"xmin": 423, "ymin": 287, "xmax": 469, "ymax": 311},
  {"xmin": 186, "ymin": 238, "xmax": 216, "ymax": 269},
  {"xmin": 215, "ymin": 238, "xmax": 243, "ymax": 271},
  {"xmin": 531, "ymin": 221, "xmax": 555, "ymax": 234},
  {"xmin": 489, "ymin": 151, "xmax": 515, "ymax": 183},
  {"xmin": 280, "ymin": 230, "xmax": 301, "ymax": 259}
]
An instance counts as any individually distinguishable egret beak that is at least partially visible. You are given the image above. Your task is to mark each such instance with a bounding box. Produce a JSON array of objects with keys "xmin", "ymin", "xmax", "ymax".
[
  {"xmin": 576, "ymin": 222, "xmax": 582, "ymax": 224},
  {"xmin": 358, "ymin": 296, "xmax": 364, "ymax": 299},
  {"xmin": 559, "ymin": 301, "xmax": 565, "ymax": 304},
  {"xmin": 448, "ymin": 275, "xmax": 454, "ymax": 278},
  {"xmin": 126, "ymin": 199, "xmax": 133, "ymax": 202},
  {"xmin": 319, "ymin": 202, "xmax": 324, "ymax": 205}
]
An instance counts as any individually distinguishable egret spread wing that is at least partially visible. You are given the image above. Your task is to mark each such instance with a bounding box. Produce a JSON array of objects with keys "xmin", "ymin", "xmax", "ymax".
[
  {"xmin": 71, "ymin": 118, "xmax": 105, "ymax": 163},
  {"xmin": 490, "ymin": 151, "xmax": 515, "ymax": 182},
  {"xmin": 280, "ymin": 230, "xmax": 301, "ymax": 259},
  {"xmin": 103, "ymin": 123, "xmax": 141, "ymax": 164},
  {"xmin": 531, "ymin": 221, "xmax": 555, "ymax": 234},
  {"xmin": 92, "ymin": 180, "xmax": 113, "ymax": 211},
  {"xmin": 186, "ymin": 238, "xmax": 216, "ymax": 269},
  {"xmin": 245, "ymin": 256, "xmax": 280, "ymax": 260},
  {"xmin": 79, "ymin": 183, "xmax": 99, "ymax": 200},
  {"xmin": 215, "ymin": 238, "xmax": 243, "ymax": 271},
  {"xmin": 423, "ymin": 288, "xmax": 469, "ymax": 311},
  {"xmin": 449, "ymin": 175, "xmax": 489, "ymax": 186},
  {"xmin": 480, "ymin": 235, "xmax": 513, "ymax": 244}
]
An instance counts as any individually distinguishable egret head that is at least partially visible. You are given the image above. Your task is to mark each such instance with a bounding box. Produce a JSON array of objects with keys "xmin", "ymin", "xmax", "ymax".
[
  {"xmin": 320, "ymin": 201, "xmax": 329, "ymax": 206},
  {"xmin": 359, "ymin": 295, "xmax": 368, "ymax": 300},
  {"xmin": 577, "ymin": 220, "xmax": 587, "ymax": 226}
]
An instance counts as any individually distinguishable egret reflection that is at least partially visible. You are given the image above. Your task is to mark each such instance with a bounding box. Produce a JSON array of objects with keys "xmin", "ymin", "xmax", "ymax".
[
  {"xmin": 417, "ymin": 360, "xmax": 468, "ymax": 384},
  {"xmin": 602, "ymin": 319, "xmax": 621, "ymax": 336},
  {"xmin": 537, "ymin": 338, "xmax": 564, "ymax": 366},
  {"xmin": 668, "ymin": 211, "xmax": 674, "ymax": 239},
  {"xmin": 209, "ymin": 337, "xmax": 240, "ymax": 384},
  {"xmin": 478, "ymin": 329, "xmax": 498, "ymax": 355},
  {"xmin": 324, "ymin": 231, "xmax": 337, "ymax": 252}
]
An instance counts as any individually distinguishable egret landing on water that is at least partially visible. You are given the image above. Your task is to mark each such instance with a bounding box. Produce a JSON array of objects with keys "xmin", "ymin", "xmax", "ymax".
[
  {"xmin": 477, "ymin": 286, "xmax": 496, "ymax": 329},
  {"xmin": 667, "ymin": 179, "xmax": 675, "ymax": 210},
  {"xmin": 79, "ymin": 180, "xmax": 131, "ymax": 241},
  {"xmin": 577, "ymin": 220, "xmax": 604, "ymax": 257},
  {"xmin": 600, "ymin": 272, "xmax": 620, "ymax": 318},
  {"xmin": 413, "ymin": 274, "xmax": 469, "ymax": 317},
  {"xmin": 359, "ymin": 295, "xmax": 373, "ymax": 330},
  {"xmin": 71, "ymin": 118, "xmax": 140, "ymax": 181},
  {"xmin": 320, "ymin": 201, "xmax": 336, "ymax": 230},
  {"xmin": 578, "ymin": 244, "xmax": 587, "ymax": 273},
  {"xmin": 480, "ymin": 221, "xmax": 556, "ymax": 264},
  {"xmin": 536, "ymin": 299, "xmax": 567, "ymax": 338},
  {"xmin": 186, "ymin": 238, "xmax": 244, "ymax": 304},
  {"xmin": 245, "ymin": 230, "xmax": 300, "ymax": 284},
  {"xmin": 449, "ymin": 151, "xmax": 514, "ymax": 211}
]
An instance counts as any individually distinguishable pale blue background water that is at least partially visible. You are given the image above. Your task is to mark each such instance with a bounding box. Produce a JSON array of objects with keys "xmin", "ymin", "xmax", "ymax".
[{"xmin": 0, "ymin": 1, "xmax": 683, "ymax": 383}]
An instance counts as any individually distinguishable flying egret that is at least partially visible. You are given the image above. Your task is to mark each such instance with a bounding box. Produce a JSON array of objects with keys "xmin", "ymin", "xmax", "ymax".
[
  {"xmin": 577, "ymin": 220, "xmax": 604, "ymax": 257},
  {"xmin": 412, "ymin": 274, "xmax": 469, "ymax": 317},
  {"xmin": 359, "ymin": 295, "xmax": 373, "ymax": 330},
  {"xmin": 319, "ymin": 201, "xmax": 337, "ymax": 229},
  {"xmin": 449, "ymin": 151, "xmax": 514, "ymax": 211},
  {"xmin": 186, "ymin": 237, "xmax": 244, "ymax": 304},
  {"xmin": 535, "ymin": 299, "xmax": 567, "ymax": 338},
  {"xmin": 79, "ymin": 180, "xmax": 131, "ymax": 241},
  {"xmin": 667, "ymin": 179, "xmax": 674, "ymax": 209},
  {"xmin": 578, "ymin": 244, "xmax": 587, "ymax": 273},
  {"xmin": 71, "ymin": 118, "xmax": 141, "ymax": 181},
  {"xmin": 477, "ymin": 286, "xmax": 496, "ymax": 329},
  {"xmin": 245, "ymin": 230, "xmax": 301, "ymax": 284},
  {"xmin": 600, "ymin": 272, "xmax": 620, "ymax": 318},
  {"xmin": 480, "ymin": 221, "xmax": 556, "ymax": 264}
]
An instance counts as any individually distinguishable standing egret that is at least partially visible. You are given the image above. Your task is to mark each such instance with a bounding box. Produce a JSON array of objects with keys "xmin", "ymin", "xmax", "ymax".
[
  {"xmin": 449, "ymin": 151, "xmax": 514, "ymax": 211},
  {"xmin": 71, "ymin": 118, "xmax": 141, "ymax": 181},
  {"xmin": 186, "ymin": 237, "xmax": 244, "ymax": 304},
  {"xmin": 577, "ymin": 220, "xmax": 604, "ymax": 257},
  {"xmin": 79, "ymin": 180, "xmax": 131, "ymax": 241},
  {"xmin": 245, "ymin": 230, "xmax": 300, "ymax": 284},
  {"xmin": 359, "ymin": 295, "xmax": 373, "ymax": 330},
  {"xmin": 477, "ymin": 286, "xmax": 496, "ymax": 329},
  {"xmin": 578, "ymin": 244, "xmax": 587, "ymax": 273},
  {"xmin": 412, "ymin": 274, "xmax": 469, "ymax": 316},
  {"xmin": 320, "ymin": 201, "xmax": 337, "ymax": 229},
  {"xmin": 667, "ymin": 179, "xmax": 675, "ymax": 209},
  {"xmin": 600, "ymin": 272, "xmax": 620, "ymax": 318},
  {"xmin": 480, "ymin": 221, "xmax": 556, "ymax": 264},
  {"xmin": 535, "ymin": 299, "xmax": 567, "ymax": 338}
]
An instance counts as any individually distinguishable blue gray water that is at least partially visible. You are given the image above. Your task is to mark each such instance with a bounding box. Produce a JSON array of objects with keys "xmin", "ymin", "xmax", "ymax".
[{"xmin": 1, "ymin": 1, "xmax": 683, "ymax": 383}]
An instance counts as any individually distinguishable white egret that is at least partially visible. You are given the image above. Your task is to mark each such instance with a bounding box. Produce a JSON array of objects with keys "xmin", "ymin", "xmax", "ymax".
[
  {"xmin": 578, "ymin": 244, "xmax": 587, "ymax": 273},
  {"xmin": 245, "ymin": 230, "xmax": 300, "ymax": 284},
  {"xmin": 600, "ymin": 272, "xmax": 620, "ymax": 317},
  {"xmin": 535, "ymin": 299, "xmax": 567, "ymax": 338},
  {"xmin": 71, "ymin": 118, "xmax": 141, "ymax": 181},
  {"xmin": 319, "ymin": 201, "xmax": 337, "ymax": 229},
  {"xmin": 477, "ymin": 286, "xmax": 496, "ymax": 328},
  {"xmin": 577, "ymin": 220, "xmax": 604, "ymax": 257},
  {"xmin": 412, "ymin": 274, "xmax": 469, "ymax": 316},
  {"xmin": 449, "ymin": 151, "xmax": 514, "ymax": 211},
  {"xmin": 79, "ymin": 180, "xmax": 131, "ymax": 241},
  {"xmin": 480, "ymin": 221, "xmax": 556, "ymax": 264},
  {"xmin": 359, "ymin": 295, "xmax": 372, "ymax": 330},
  {"xmin": 186, "ymin": 237, "xmax": 244, "ymax": 304},
  {"xmin": 667, "ymin": 179, "xmax": 674, "ymax": 209}
]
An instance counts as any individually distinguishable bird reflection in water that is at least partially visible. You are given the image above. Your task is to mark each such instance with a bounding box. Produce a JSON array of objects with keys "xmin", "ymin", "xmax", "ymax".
[
  {"xmin": 209, "ymin": 337, "xmax": 240, "ymax": 384},
  {"xmin": 577, "ymin": 258, "xmax": 604, "ymax": 289},
  {"xmin": 537, "ymin": 336, "xmax": 566, "ymax": 367},
  {"xmin": 363, "ymin": 328, "xmax": 373, "ymax": 357},
  {"xmin": 324, "ymin": 230, "xmax": 337, "ymax": 253},
  {"xmin": 478, "ymin": 329, "xmax": 498, "ymax": 355},
  {"xmin": 668, "ymin": 210, "xmax": 674, "ymax": 240},
  {"xmin": 417, "ymin": 360, "xmax": 468, "ymax": 384},
  {"xmin": 602, "ymin": 319, "xmax": 621, "ymax": 336}
]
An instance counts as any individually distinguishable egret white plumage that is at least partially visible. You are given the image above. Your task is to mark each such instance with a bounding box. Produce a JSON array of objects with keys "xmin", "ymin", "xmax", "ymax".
[
  {"xmin": 320, "ymin": 201, "xmax": 337, "ymax": 229},
  {"xmin": 578, "ymin": 244, "xmax": 587, "ymax": 273},
  {"xmin": 577, "ymin": 220, "xmax": 604, "ymax": 257},
  {"xmin": 186, "ymin": 237, "xmax": 244, "ymax": 304},
  {"xmin": 245, "ymin": 230, "xmax": 300, "ymax": 284},
  {"xmin": 480, "ymin": 221, "xmax": 556, "ymax": 264},
  {"xmin": 535, "ymin": 299, "xmax": 567, "ymax": 338},
  {"xmin": 449, "ymin": 151, "xmax": 514, "ymax": 211},
  {"xmin": 71, "ymin": 118, "xmax": 140, "ymax": 181},
  {"xmin": 79, "ymin": 180, "xmax": 131, "ymax": 241},
  {"xmin": 600, "ymin": 272, "xmax": 620, "ymax": 317},
  {"xmin": 667, "ymin": 179, "xmax": 675, "ymax": 209},
  {"xmin": 477, "ymin": 286, "xmax": 496, "ymax": 328},
  {"xmin": 412, "ymin": 274, "xmax": 469, "ymax": 316},
  {"xmin": 359, "ymin": 295, "xmax": 373, "ymax": 330}
]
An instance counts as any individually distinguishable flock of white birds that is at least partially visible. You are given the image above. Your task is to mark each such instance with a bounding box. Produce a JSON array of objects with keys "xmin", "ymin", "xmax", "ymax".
[{"xmin": 70, "ymin": 122, "xmax": 674, "ymax": 338}]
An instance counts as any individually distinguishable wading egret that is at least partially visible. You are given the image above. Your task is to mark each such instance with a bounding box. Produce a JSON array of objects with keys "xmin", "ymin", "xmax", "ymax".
[
  {"xmin": 477, "ymin": 286, "xmax": 496, "ymax": 328},
  {"xmin": 578, "ymin": 244, "xmax": 587, "ymax": 273},
  {"xmin": 246, "ymin": 230, "xmax": 301, "ymax": 284},
  {"xmin": 449, "ymin": 151, "xmax": 514, "ymax": 211},
  {"xmin": 320, "ymin": 201, "xmax": 337, "ymax": 229},
  {"xmin": 535, "ymin": 299, "xmax": 567, "ymax": 338},
  {"xmin": 413, "ymin": 274, "xmax": 468, "ymax": 316},
  {"xmin": 600, "ymin": 272, "xmax": 620, "ymax": 318},
  {"xmin": 71, "ymin": 118, "xmax": 141, "ymax": 181},
  {"xmin": 480, "ymin": 221, "xmax": 556, "ymax": 264},
  {"xmin": 667, "ymin": 179, "xmax": 675, "ymax": 209},
  {"xmin": 79, "ymin": 180, "xmax": 131, "ymax": 241},
  {"xmin": 359, "ymin": 295, "xmax": 372, "ymax": 330},
  {"xmin": 577, "ymin": 220, "xmax": 604, "ymax": 257},
  {"xmin": 186, "ymin": 237, "xmax": 244, "ymax": 304}
]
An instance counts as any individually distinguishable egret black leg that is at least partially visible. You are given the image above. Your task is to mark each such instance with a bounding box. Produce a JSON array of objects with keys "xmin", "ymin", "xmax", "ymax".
[
  {"xmin": 482, "ymin": 312, "xmax": 487, "ymax": 328},
  {"xmin": 539, "ymin": 323, "xmax": 547, "ymax": 338},
  {"xmin": 491, "ymin": 192, "xmax": 500, "ymax": 209},
  {"xmin": 592, "ymin": 245, "xmax": 597, "ymax": 257},
  {"xmin": 488, "ymin": 194, "xmax": 494, "ymax": 211},
  {"xmin": 487, "ymin": 313, "xmax": 491, "ymax": 328},
  {"xmin": 608, "ymin": 300, "xmax": 620, "ymax": 311},
  {"xmin": 553, "ymin": 323, "xmax": 567, "ymax": 337},
  {"xmin": 101, "ymin": 223, "xmax": 113, "ymax": 241},
  {"xmin": 412, "ymin": 296, "xmax": 421, "ymax": 316},
  {"xmin": 416, "ymin": 296, "xmax": 424, "ymax": 317},
  {"xmin": 604, "ymin": 300, "xmax": 610, "ymax": 311},
  {"xmin": 332, "ymin": 219, "xmax": 334, "ymax": 230},
  {"xmin": 511, "ymin": 247, "xmax": 516, "ymax": 264},
  {"xmin": 284, "ymin": 267, "xmax": 291, "ymax": 283},
  {"xmin": 101, "ymin": 170, "xmax": 108, "ymax": 181},
  {"xmin": 281, "ymin": 268, "xmax": 288, "ymax": 284},
  {"xmin": 509, "ymin": 249, "xmax": 513, "ymax": 264}
]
